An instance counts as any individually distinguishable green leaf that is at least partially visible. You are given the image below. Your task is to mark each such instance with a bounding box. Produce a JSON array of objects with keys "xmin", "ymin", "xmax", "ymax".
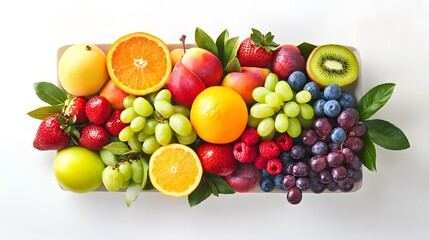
[
  {"xmin": 206, "ymin": 178, "xmax": 219, "ymax": 197},
  {"xmin": 297, "ymin": 42, "xmax": 317, "ymax": 60},
  {"xmin": 359, "ymin": 134, "xmax": 377, "ymax": 171},
  {"xmin": 365, "ymin": 119, "xmax": 410, "ymax": 150},
  {"xmin": 210, "ymin": 178, "xmax": 235, "ymax": 194},
  {"xmin": 357, "ymin": 83, "xmax": 396, "ymax": 120},
  {"xmin": 195, "ymin": 27, "xmax": 218, "ymax": 57},
  {"xmin": 141, "ymin": 157, "xmax": 149, "ymax": 189},
  {"xmin": 34, "ymin": 82, "xmax": 67, "ymax": 106},
  {"xmin": 223, "ymin": 36, "xmax": 240, "ymax": 68},
  {"xmin": 188, "ymin": 179, "xmax": 212, "ymax": 207},
  {"xmin": 225, "ymin": 57, "xmax": 241, "ymax": 74},
  {"xmin": 27, "ymin": 105, "xmax": 63, "ymax": 120},
  {"xmin": 216, "ymin": 29, "xmax": 229, "ymax": 67},
  {"xmin": 103, "ymin": 142, "xmax": 130, "ymax": 155},
  {"xmin": 125, "ymin": 180, "xmax": 142, "ymax": 207}
]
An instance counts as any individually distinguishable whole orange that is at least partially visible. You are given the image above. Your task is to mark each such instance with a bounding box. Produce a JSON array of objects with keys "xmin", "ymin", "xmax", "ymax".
[{"xmin": 190, "ymin": 86, "xmax": 248, "ymax": 144}]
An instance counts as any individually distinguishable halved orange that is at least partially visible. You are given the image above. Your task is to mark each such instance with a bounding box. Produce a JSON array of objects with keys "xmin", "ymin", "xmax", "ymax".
[
  {"xmin": 149, "ymin": 144, "xmax": 203, "ymax": 197},
  {"xmin": 106, "ymin": 32, "xmax": 172, "ymax": 96}
]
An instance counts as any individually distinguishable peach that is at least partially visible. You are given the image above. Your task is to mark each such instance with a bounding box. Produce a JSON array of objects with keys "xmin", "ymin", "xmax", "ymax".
[
  {"xmin": 181, "ymin": 48, "xmax": 223, "ymax": 87},
  {"xmin": 170, "ymin": 48, "xmax": 185, "ymax": 67},
  {"xmin": 222, "ymin": 67, "xmax": 271, "ymax": 105},
  {"xmin": 99, "ymin": 79, "xmax": 129, "ymax": 110},
  {"xmin": 271, "ymin": 45, "xmax": 305, "ymax": 80}
]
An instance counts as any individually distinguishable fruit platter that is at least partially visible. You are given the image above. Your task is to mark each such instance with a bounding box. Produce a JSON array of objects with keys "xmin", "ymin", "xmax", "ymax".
[{"xmin": 28, "ymin": 28, "xmax": 409, "ymax": 207}]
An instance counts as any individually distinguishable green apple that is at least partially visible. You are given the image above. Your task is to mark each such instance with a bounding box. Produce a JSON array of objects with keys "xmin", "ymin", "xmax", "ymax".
[{"xmin": 54, "ymin": 146, "xmax": 105, "ymax": 193}]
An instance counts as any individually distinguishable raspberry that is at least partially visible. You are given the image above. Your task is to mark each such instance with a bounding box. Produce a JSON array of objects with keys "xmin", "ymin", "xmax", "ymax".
[
  {"xmin": 266, "ymin": 158, "xmax": 283, "ymax": 175},
  {"xmin": 258, "ymin": 140, "xmax": 280, "ymax": 159},
  {"xmin": 233, "ymin": 141, "xmax": 257, "ymax": 163},
  {"xmin": 276, "ymin": 134, "xmax": 293, "ymax": 151},
  {"xmin": 253, "ymin": 154, "xmax": 268, "ymax": 169},
  {"xmin": 240, "ymin": 127, "xmax": 260, "ymax": 145}
]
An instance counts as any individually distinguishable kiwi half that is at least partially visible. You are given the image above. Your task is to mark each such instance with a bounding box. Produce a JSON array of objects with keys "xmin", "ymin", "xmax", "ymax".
[{"xmin": 306, "ymin": 44, "xmax": 359, "ymax": 87}]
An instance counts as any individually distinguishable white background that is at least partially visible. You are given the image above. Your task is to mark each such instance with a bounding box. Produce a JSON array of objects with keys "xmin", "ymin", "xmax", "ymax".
[{"xmin": 1, "ymin": 0, "xmax": 427, "ymax": 239}]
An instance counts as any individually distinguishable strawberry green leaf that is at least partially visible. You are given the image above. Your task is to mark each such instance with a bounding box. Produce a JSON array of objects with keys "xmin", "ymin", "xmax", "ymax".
[
  {"xmin": 125, "ymin": 180, "xmax": 142, "ymax": 207},
  {"xmin": 103, "ymin": 142, "xmax": 130, "ymax": 155},
  {"xmin": 188, "ymin": 178, "xmax": 212, "ymax": 207},
  {"xmin": 225, "ymin": 58, "xmax": 241, "ymax": 74},
  {"xmin": 195, "ymin": 27, "xmax": 218, "ymax": 57},
  {"xmin": 365, "ymin": 119, "xmax": 410, "ymax": 150},
  {"xmin": 210, "ymin": 178, "xmax": 235, "ymax": 194},
  {"xmin": 223, "ymin": 36, "xmax": 240, "ymax": 67},
  {"xmin": 34, "ymin": 82, "xmax": 67, "ymax": 106},
  {"xmin": 216, "ymin": 29, "xmax": 229, "ymax": 67},
  {"xmin": 297, "ymin": 42, "xmax": 317, "ymax": 60},
  {"xmin": 27, "ymin": 105, "xmax": 63, "ymax": 120},
  {"xmin": 359, "ymin": 134, "xmax": 377, "ymax": 171},
  {"xmin": 357, "ymin": 83, "xmax": 395, "ymax": 121}
]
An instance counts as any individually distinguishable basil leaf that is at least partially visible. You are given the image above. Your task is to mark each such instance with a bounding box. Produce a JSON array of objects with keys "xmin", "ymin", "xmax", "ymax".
[
  {"xmin": 365, "ymin": 119, "xmax": 410, "ymax": 150},
  {"xmin": 223, "ymin": 36, "xmax": 240, "ymax": 67},
  {"xmin": 188, "ymin": 179, "xmax": 212, "ymax": 207},
  {"xmin": 103, "ymin": 142, "xmax": 130, "ymax": 155},
  {"xmin": 216, "ymin": 29, "xmax": 229, "ymax": 67},
  {"xmin": 225, "ymin": 57, "xmax": 241, "ymax": 74},
  {"xmin": 210, "ymin": 178, "xmax": 235, "ymax": 194},
  {"xmin": 297, "ymin": 42, "xmax": 317, "ymax": 60},
  {"xmin": 34, "ymin": 82, "xmax": 67, "ymax": 106},
  {"xmin": 125, "ymin": 180, "xmax": 142, "ymax": 207},
  {"xmin": 357, "ymin": 83, "xmax": 395, "ymax": 121},
  {"xmin": 195, "ymin": 27, "xmax": 218, "ymax": 57},
  {"xmin": 359, "ymin": 134, "xmax": 377, "ymax": 171},
  {"xmin": 27, "ymin": 105, "xmax": 63, "ymax": 120}
]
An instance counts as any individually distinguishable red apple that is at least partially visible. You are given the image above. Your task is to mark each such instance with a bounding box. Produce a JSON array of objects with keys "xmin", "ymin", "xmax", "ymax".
[
  {"xmin": 271, "ymin": 45, "xmax": 305, "ymax": 80},
  {"xmin": 222, "ymin": 67, "xmax": 271, "ymax": 105},
  {"xmin": 224, "ymin": 163, "xmax": 261, "ymax": 193},
  {"xmin": 99, "ymin": 79, "xmax": 128, "ymax": 110}
]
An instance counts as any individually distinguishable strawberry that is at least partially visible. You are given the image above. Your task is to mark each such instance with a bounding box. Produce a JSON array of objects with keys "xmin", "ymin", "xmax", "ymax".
[
  {"xmin": 197, "ymin": 143, "xmax": 237, "ymax": 176},
  {"xmin": 85, "ymin": 96, "xmax": 111, "ymax": 125},
  {"xmin": 33, "ymin": 114, "xmax": 71, "ymax": 151},
  {"xmin": 237, "ymin": 28, "xmax": 279, "ymax": 68},
  {"xmin": 78, "ymin": 124, "xmax": 110, "ymax": 151},
  {"xmin": 64, "ymin": 96, "xmax": 88, "ymax": 124},
  {"xmin": 105, "ymin": 109, "xmax": 128, "ymax": 137}
]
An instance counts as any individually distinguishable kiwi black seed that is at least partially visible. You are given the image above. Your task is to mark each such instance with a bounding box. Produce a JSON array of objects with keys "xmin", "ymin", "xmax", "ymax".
[{"xmin": 306, "ymin": 44, "xmax": 359, "ymax": 87}]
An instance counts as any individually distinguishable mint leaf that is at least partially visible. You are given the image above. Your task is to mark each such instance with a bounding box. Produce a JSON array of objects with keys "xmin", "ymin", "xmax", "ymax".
[
  {"xmin": 216, "ymin": 29, "xmax": 229, "ymax": 66},
  {"xmin": 195, "ymin": 27, "xmax": 218, "ymax": 57},
  {"xmin": 365, "ymin": 119, "xmax": 410, "ymax": 150},
  {"xmin": 188, "ymin": 179, "xmax": 212, "ymax": 207},
  {"xmin": 27, "ymin": 105, "xmax": 63, "ymax": 120},
  {"xmin": 357, "ymin": 83, "xmax": 395, "ymax": 121},
  {"xmin": 34, "ymin": 82, "xmax": 67, "ymax": 106},
  {"xmin": 297, "ymin": 42, "xmax": 317, "ymax": 60},
  {"xmin": 210, "ymin": 178, "xmax": 235, "ymax": 194},
  {"xmin": 125, "ymin": 180, "xmax": 142, "ymax": 207},
  {"xmin": 103, "ymin": 142, "xmax": 130, "ymax": 155},
  {"xmin": 359, "ymin": 134, "xmax": 377, "ymax": 171}
]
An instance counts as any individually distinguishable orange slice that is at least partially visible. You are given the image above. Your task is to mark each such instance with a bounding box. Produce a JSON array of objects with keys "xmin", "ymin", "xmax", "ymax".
[
  {"xmin": 149, "ymin": 144, "xmax": 203, "ymax": 197},
  {"xmin": 106, "ymin": 32, "xmax": 172, "ymax": 96}
]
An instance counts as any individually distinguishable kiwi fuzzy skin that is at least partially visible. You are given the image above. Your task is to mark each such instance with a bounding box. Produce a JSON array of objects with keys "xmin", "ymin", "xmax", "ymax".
[{"xmin": 306, "ymin": 44, "xmax": 359, "ymax": 88}]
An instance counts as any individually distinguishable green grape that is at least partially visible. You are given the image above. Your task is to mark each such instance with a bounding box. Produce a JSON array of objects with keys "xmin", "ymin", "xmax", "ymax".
[
  {"xmin": 155, "ymin": 122, "xmax": 172, "ymax": 145},
  {"xmin": 257, "ymin": 117, "xmax": 275, "ymax": 137},
  {"xmin": 248, "ymin": 114, "xmax": 263, "ymax": 128},
  {"xmin": 121, "ymin": 179, "xmax": 130, "ymax": 188},
  {"xmin": 142, "ymin": 135, "xmax": 162, "ymax": 154},
  {"xmin": 119, "ymin": 126, "xmax": 134, "ymax": 142},
  {"xmin": 123, "ymin": 95, "xmax": 136, "ymax": 108},
  {"xmin": 118, "ymin": 161, "xmax": 132, "ymax": 181},
  {"xmin": 297, "ymin": 115, "xmax": 314, "ymax": 129},
  {"xmin": 275, "ymin": 113, "xmax": 289, "ymax": 133},
  {"xmin": 130, "ymin": 159, "xmax": 143, "ymax": 184},
  {"xmin": 295, "ymin": 90, "xmax": 312, "ymax": 104},
  {"xmin": 173, "ymin": 105, "xmax": 191, "ymax": 118},
  {"xmin": 175, "ymin": 129, "xmax": 197, "ymax": 145},
  {"xmin": 265, "ymin": 92, "xmax": 284, "ymax": 108},
  {"xmin": 299, "ymin": 103, "xmax": 315, "ymax": 120},
  {"xmin": 120, "ymin": 107, "xmax": 138, "ymax": 123},
  {"xmin": 99, "ymin": 149, "xmax": 118, "ymax": 166},
  {"xmin": 142, "ymin": 118, "xmax": 158, "ymax": 135},
  {"xmin": 287, "ymin": 117, "xmax": 302, "ymax": 138},
  {"xmin": 137, "ymin": 130, "xmax": 149, "ymax": 142},
  {"xmin": 154, "ymin": 89, "xmax": 172, "ymax": 103},
  {"xmin": 262, "ymin": 128, "xmax": 276, "ymax": 140},
  {"xmin": 250, "ymin": 103, "xmax": 276, "ymax": 118},
  {"xmin": 169, "ymin": 113, "xmax": 192, "ymax": 136},
  {"xmin": 264, "ymin": 73, "xmax": 279, "ymax": 92},
  {"xmin": 154, "ymin": 100, "xmax": 175, "ymax": 118},
  {"xmin": 133, "ymin": 97, "xmax": 154, "ymax": 117},
  {"xmin": 128, "ymin": 135, "xmax": 142, "ymax": 152},
  {"xmin": 252, "ymin": 87, "xmax": 271, "ymax": 103},
  {"xmin": 275, "ymin": 81, "xmax": 294, "ymax": 102},
  {"xmin": 130, "ymin": 116, "xmax": 146, "ymax": 132},
  {"xmin": 102, "ymin": 166, "xmax": 123, "ymax": 192},
  {"xmin": 146, "ymin": 91, "xmax": 158, "ymax": 104},
  {"xmin": 283, "ymin": 101, "xmax": 300, "ymax": 118}
]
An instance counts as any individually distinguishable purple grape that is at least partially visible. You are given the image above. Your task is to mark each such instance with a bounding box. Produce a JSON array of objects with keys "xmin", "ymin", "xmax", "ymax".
[
  {"xmin": 346, "ymin": 136, "xmax": 364, "ymax": 152},
  {"xmin": 331, "ymin": 166, "xmax": 348, "ymax": 182},
  {"xmin": 326, "ymin": 150, "xmax": 344, "ymax": 167},
  {"xmin": 326, "ymin": 181, "xmax": 339, "ymax": 191},
  {"xmin": 292, "ymin": 162, "xmax": 309, "ymax": 177},
  {"xmin": 301, "ymin": 129, "xmax": 318, "ymax": 145},
  {"xmin": 309, "ymin": 155, "xmax": 327, "ymax": 172},
  {"xmin": 296, "ymin": 177, "xmax": 311, "ymax": 191},
  {"xmin": 287, "ymin": 187, "xmax": 303, "ymax": 204},
  {"xmin": 283, "ymin": 162, "xmax": 294, "ymax": 175},
  {"xmin": 350, "ymin": 155, "xmax": 363, "ymax": 170},
  {"xmin": 351, "ymin": 169, "xmax": 363, "ymax": 182},
  {"xmin": 310, "ymin": 179, "xmax": 326, "ymax": 194},
  {"xmin": 338, "ymin": 178, "xmax": 355, "ymax": 192},
  {"xmin": 342, "ymin": 148, "xmax": 355, "ymax": 164},
  {"xmin": 329, "ymin": 142, "xmax": 342, "ymax": 151},
  {"xmin": 291, "ymin": 145, "xmax": 306, "ymax": 160},
  {"xmin": 314, "ymin": 117, "xmax": 334, "ymax": 137},
  {"xmin": 349, "ymin": 121, "xmax": 367, "ymax": 137},
  {"xmin": 319, "ymin": 170, "xmax": 333, "ymax": 184},
  {"xmin": 282, "ymin": 175, "xmax": 296, "ymax": 190},
  {"xmin": 311, "ymin": 141, "xmax": 328, "ymax": 155},
  {"xmin": 337, "ymin": 108, "xmax": 359, "ymax": 130}
]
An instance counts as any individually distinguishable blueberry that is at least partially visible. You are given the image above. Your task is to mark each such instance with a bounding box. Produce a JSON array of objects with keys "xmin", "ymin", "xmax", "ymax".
[
  {"xmin": 303, "ymin": 82, "xmax": 320, "ymax": 100},
  {"xmin": 323, "ymin": 84, "xmax": 342, "ymax": 100},
  {"xmin": 295, "ymin": 177, "xmax": 311, "ymax": 191},
  {"xmin": 259, "ymin": 177, "xmax": 275, "ymax": 192},
  {"xmin": 273, "ymin": 174, "xmax": 286, "ymax": 189},
  {"xmin": 310, "ymin": 179, "xmax": 326, "ymax": 194},
  {"xmin": 313, "ymin": 99, "xmax": 327, "ymax": 116},
  {"xmin": 311, "ymin": 141, "xmax": 328, "ymax": 155},
  {"xmin": 330, "ymin": 127, "xmax": 347, "ymax": 143},
  {"xmin": 261, "ymin": 168, "xmax": 270, "ymax": 177},
  {"xmin": 338, "ymin": 92, "xmax": 356, "ymax": 108},
  {"xmin": 279, "ymin": 151, "xmax": 293, "ymax": 165},
  {"xmin": 323, "ymin": 99, "xmax": 341, "ymax": 117},
  {"xmin": 287, "ymin": 71, "xmax": 307, "ymax": 91},
  {"xmin": 291, "ymin": 145, "xmax": 306, "ymax": 160}
]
